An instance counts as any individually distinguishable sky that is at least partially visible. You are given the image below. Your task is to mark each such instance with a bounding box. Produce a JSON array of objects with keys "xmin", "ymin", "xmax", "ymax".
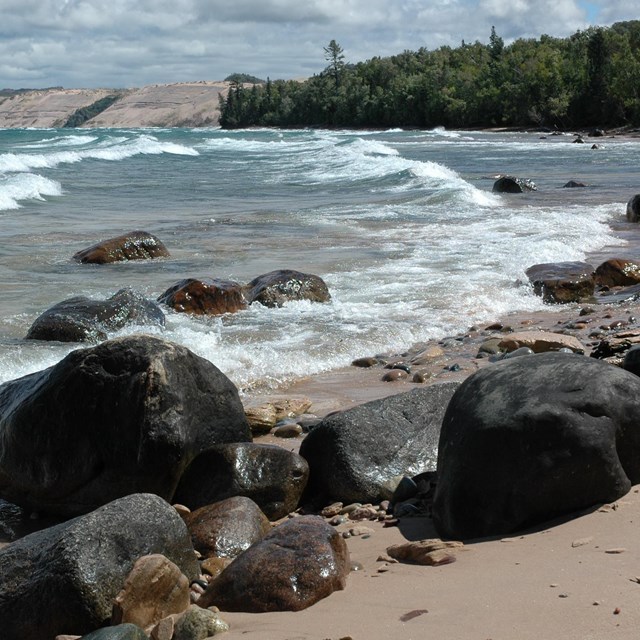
[{"xmin": 0, "ymin": 0, "xmax": 637, "ymax": 89}]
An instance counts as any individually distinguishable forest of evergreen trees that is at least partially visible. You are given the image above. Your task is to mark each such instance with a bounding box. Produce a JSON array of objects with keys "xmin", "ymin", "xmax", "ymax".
[{"xmin": 220, "ymin": 22, "xmax": 640, "ymax": 130}]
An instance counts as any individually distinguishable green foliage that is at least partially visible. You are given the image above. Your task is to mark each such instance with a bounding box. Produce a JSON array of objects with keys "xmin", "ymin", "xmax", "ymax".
[
  {"xmin": 220, "ymin": 24, "xmax": 640, "ymax": 129},
  {"xmin": 63, "ymin": 94, "xmax": 122, "ymax": 127},
  {"xmin": 224, "ymin": 73, "xmax": 266, "ymax": 84}
]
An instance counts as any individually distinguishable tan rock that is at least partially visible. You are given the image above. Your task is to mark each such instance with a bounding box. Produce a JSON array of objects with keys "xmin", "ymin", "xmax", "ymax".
[
  {"xmin": 498, "ymin": 331, "xmax": 584, "ymax": 354},
  {"xmin": 411, "ymin": 345, "xmax": 445, "ymax": 365},
  {"xmin": 273, "ymin": 397, "xmax": 313, "ymax": 420},
  {"xmin": 111, "ymin": 554, "xmax": 190, "ymax": 631},
  {"xmin": 201, "ymin": 557, "xmax": 232, "ymax": 579},
  {"xmin": 244, "ymin": 403, "xmax": 277, "ymax": 434},
  {"xmin": 386, "ymin": 539, "xmax": 464, "ymax": 565}
]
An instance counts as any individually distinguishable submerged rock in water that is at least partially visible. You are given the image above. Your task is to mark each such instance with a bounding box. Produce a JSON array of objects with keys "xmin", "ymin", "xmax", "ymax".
[
  {"xmin": 595, "ymin": 258, "xmax": 640, "ymax": 288},
  {"xmin": 525, "ymin": 261, "xmax": 595, "ymax": 303},
  {"xmin": 158, "ymin": 278, "xmax": 247, "ymax": 315},
  {"xmin": 26, "ymin": 287, "xmax": 165, "ymax": 342},
  {"xmin": 245, "ymin": 269, "xmax": 331, "ymax": 307},
  {"xmin": 0, "ymin": 335, "xmax": 250, "ymax": 516},
  {"xmin": 73, "ymin": 230, "xmax": 170, "ymax": 264},
  {"xmin": 492, "ymin": 176, "xmax": 537, "ymax": 193}
]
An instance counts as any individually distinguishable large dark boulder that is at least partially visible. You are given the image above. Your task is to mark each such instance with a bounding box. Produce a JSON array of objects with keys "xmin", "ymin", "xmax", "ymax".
[
  {"xmin": 73, "ymin": 231, "xmax": 170, "ymax": 264},
  {"xmin": 433, "ymin": 353, "xmax": 640, "ymax": 540},
  {"xmin": 173, "ymin": 443, "xmax": 308, "ymax": 520},
  {"xmin": 26, "ymin": 288, "xmax": 165, "ymax": 343},
  {"xmin": 626, "ymin": 194, "xmax": 640, "ymax": 223},
  {"xmin": 158, "ymin": 278, "xmax": 247, "ymax": 315},
  {"xmin": 245, "ymin": 269, "xmax": 331, "ymax": 307},
  {"xmin": 0, "ymin": 335, "xmax": 250, "ymax": 516},
  {"xmin": 0, "ymin": 493, "xmax": 198, "ymax": 640},
  {"xmin": 197, "ymin": 515, "xmax": 349, "ymax": 612},
  {"xmin": 299, "ymin": 383, "xmax": 460, "ymax": 505},
  {"xmin": 492, "ymin": 176, "xmax": 537, "ymax": 193},
  {"xmin": 525, "ymin": 261, "xmax": 595, "ymax": 303},
  {"xmin": 184, "ymin": 496, "xmax": 271, "ymax": 559}
]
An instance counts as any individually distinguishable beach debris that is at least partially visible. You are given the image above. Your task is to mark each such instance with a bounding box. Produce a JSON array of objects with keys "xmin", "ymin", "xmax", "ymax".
[
  {"xmin": 399, "ymin": 609, "xmax": 429, "ymax": 622},
  {"xmin": 605, "ymin": 547, "xmax": 626, "ymax": 554},
  {"xmin": 386, "ymin": 539, "xmax": 463, "ymax": 565},
  {"xmin": 571, "ymin": 536, "xmax": 593, "ymax": 547},
  {"xmin": 26, "ymin": 287, "xmax": 165, "ymax": 343}
]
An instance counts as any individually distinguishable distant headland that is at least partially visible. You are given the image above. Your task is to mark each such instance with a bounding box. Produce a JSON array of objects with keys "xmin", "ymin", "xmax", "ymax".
[{"xmin": 0, "ymin": 82, "xmax": 232, "ymax": 128}]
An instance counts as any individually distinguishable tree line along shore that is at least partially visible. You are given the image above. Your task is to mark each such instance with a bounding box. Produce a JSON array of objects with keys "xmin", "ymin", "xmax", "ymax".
[{"xmin": 2, "ymin": 21, "xmax": 640, "ymax": 131}]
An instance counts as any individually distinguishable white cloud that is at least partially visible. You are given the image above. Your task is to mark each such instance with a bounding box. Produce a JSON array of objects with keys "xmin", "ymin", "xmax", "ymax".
[{"xmin": 0, "ymin": 0, "xmax": 630, "ymax": 88}]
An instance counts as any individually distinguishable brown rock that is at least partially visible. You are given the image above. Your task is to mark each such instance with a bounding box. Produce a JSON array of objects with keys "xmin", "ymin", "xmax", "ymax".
[
  {"xmin": 184, "ymin": 496, "xmax": 271, "ymax": 560},
  {"xmin": 197, "ymin": 515, "xmax": 349, "ymax": 612},
  {"xmin": 201, "ymin": 557, "xmax": 232, "ymax": 579},
  {"xmin": 382, "ymin": 369, "xmax": 408, "ymax": 382},
  {"xmin": 498, "ymin": 331, "xmax": 585, "ymax": 354},
  {"xmin": 158, "ymin": 278, "xmax": 247, "ymax": 315},
  {"xmin": 111, "ymin": 554, "xmax": 190, "ymax": 631},
  {"xmin": 73, "ymin": 230, "xmax": 170, "ymax": 264},
  {"xmin": 526, "ymin": 261, "xmax": 595, "ymax": 303},
  {"xmin": 386, "ymin": 539, "xmax": 464, "ymax": 565},
  {"xmin": 595, "ymin": 259, "xmax": 640, "ymax": 287},
  {"xmin": 351, "ymin": 357, "xmax": 379, "ymax": 368},
  {"xmin": 245, "ymin": 269, "xmax": 331, "ymax": 307}
]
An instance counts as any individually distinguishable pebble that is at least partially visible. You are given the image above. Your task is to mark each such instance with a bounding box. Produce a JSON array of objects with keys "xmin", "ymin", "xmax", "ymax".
[
  {"xmin": 350, "ymin": 561, "xmax": 364, "ymax": 571},
  {"xmin": 329, "ymin": 515, "xmax": 348, "ymax": 526},
  {"xmin": 272, "ymin": 424, "xmax": 303, "ymax": 438},
  {"xmin": 349, "ymin": 506, "xmax": 379, "ymax": 521},
  {"xmin": 321, "ymin": 502, "xmax": 344, "ymax": 518},
  {"xmin": 349, "ymin": 526, "xmax": 375, "ymax": 537},
  {"xmin": 352, "ymin": 357, "xmax": 379, "ymax": 368},
  {"xmin": 340, "ymin": 503, "xmax": 362, "ymax": 515},
  {"xmin": 605, "ymin": 548, "xmax": 626, "ymax": 554},
  {"xmin": 571, "ymin": 536, "xmax": 593, "ymax": 547},
  {"xmin": 381, "ymin": 369, "xmax": 408, "ymax": 382}
]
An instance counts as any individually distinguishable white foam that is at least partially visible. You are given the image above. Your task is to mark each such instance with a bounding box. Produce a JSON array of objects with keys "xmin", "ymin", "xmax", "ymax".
[
  {"xmin": 0, "ymin": 173, "xmax": 62, "ymax": 211},
  {"xmin": 0, "ymin": 134, "xmax": 198, "ymax": 174}
]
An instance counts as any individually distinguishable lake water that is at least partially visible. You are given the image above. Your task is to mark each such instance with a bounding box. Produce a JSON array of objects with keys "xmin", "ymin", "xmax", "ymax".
[{"xmin": 1, "ymin": 126, "xmax": 638, "ymax": 394}]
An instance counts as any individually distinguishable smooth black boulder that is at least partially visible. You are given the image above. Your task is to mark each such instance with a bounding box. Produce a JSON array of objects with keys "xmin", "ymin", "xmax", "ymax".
[
  {"xmin": 433, "ymin": 353, "xmax": 640, "ymax": 540},
  {"xmin": 626, "ymin": 194, "xmax": 640, "ymax": 222},
  {"xmin": 0, "ymin": 335, "xmax": 250, "ymax": 516},
  {"xmin": 0, "ymin": 493, "xmax": 198, "ymax": 640},
  {"xmin": 299, "ymin": 383, "xmax": 459, "ymax": 505},
  {"xmin": 26, "ymin": 288, "xmax": 165, "ymax": 342},
  {"xmin": 173, "ymin": 443, "xmax": 308, "ymax": 520}
]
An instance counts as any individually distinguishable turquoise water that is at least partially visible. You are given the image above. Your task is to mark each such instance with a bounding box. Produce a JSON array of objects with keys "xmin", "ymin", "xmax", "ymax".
[{"xmin": 0, "ymin": 126, "xmax": 638, "ymax": 393}]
